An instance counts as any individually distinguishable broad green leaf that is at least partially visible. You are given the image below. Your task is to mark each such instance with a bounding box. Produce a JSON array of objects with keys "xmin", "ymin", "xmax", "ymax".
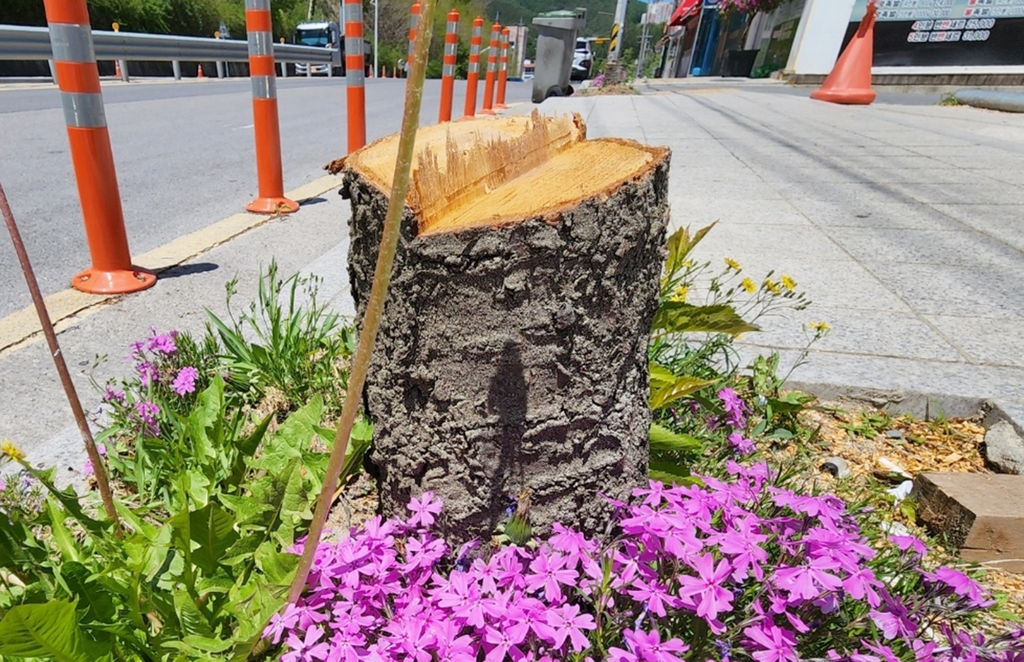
[
  {"xmin": 649, "ymin": 460, "xmax": 698, "ymax": 486},
  {"xmin": 0, "ymin": 600, "xmax": 111, "ymax": 662},
  {"xmin": 17, "ymin": 464, "xmax": 106, "ymax": 535},
  {"xmin": 648, "ymin": 364, "xmax": 678, "ymax": 391},
  {"xmin": 664, "ymin": 222, "xmax": 716, "ymax": 278},
  {"xmin": 0, "ymin": 510, "xmax": 49, "ymax": 572},
  {"xmin": 652, "ymin": 301, "xmax": 760, "ymax": 337},
  {"xmin": 171, "ymin": 503, "xmax": 240, "ymax": 575},
  {"xmin": 174, "ymin": 589, "xmax": 215, "ymax": 638},
  {"xmin": 650, "ymin": 375, "xmax": 716, "ymax": 410},
  {"xmin": 227, "ymin": 413, "xmax": 274, "ymax": 489},
  {"xmin": 255, "ymin": 542, "xmax": 299, "ymax": 585},
  {"xmin": 60, "ymin": 562, "xmax": 116, "ymax": 623},
  {"xmin": 649, "ymin": 423, "xmax": 703, "ymax": 454}
]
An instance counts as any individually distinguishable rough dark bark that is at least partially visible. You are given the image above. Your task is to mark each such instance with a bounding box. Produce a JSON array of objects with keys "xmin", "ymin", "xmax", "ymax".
[{"xmin": 341, "ymin": 124, "xmax": 671, "ymax": 545}]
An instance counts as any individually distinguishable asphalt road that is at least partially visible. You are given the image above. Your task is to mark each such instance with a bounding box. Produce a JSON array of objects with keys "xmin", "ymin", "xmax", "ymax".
[{"xmin": 0, "ymin": 76, "xmax": 534, "ymax": 318}]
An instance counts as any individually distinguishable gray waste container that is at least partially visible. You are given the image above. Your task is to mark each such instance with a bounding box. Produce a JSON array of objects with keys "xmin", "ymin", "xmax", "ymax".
[{"xmin": 531, "ymin": 9, "xmax": 586, "ymax": 103}]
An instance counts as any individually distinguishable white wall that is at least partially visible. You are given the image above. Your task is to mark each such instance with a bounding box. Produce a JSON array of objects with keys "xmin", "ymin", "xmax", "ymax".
[{"xmin": 785, "ymin": 0, "xmax": 856, "ymax": 75}]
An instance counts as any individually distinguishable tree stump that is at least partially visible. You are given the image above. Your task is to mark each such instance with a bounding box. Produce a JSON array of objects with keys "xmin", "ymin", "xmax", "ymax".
[{"xmin": 339, "ymin": 111, "xmax": 671, "ymax": 543}]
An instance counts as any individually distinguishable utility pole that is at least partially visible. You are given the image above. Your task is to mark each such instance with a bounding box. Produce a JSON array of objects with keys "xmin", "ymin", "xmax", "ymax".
[{"xmin": 608, "ymin": 0, "xmax": 628, "ymax": 61}]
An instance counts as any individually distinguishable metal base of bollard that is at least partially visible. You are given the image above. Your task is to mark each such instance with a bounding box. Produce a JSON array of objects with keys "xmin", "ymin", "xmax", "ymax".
[
  {"xmin": 71, "ymin": 266, "xmax": 156, "ymax": 294},
  {"xmin": 245, "ymin": 196, "xmax": 300, "ymax": 214}
]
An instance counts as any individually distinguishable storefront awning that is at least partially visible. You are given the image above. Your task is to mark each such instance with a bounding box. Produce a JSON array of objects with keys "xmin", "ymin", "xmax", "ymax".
[{"xmin": 668, "ymin": 0, "xmax": 701, "ymax": 26}]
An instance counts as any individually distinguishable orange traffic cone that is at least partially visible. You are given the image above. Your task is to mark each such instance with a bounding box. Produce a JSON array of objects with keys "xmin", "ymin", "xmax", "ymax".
[
  {"xmin": 811, "ymin": 2, "xmax": 877, "ymax": 105},
  {"xmin": 114, "ymin": 60, "xmax": 121, "ymax": 78},
  {"xmin": 197, "ymin": 64, "xmax": 205, "ymax": 79}
]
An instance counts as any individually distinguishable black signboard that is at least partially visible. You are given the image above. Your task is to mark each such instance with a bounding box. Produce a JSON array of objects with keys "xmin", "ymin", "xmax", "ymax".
[{"xmin": 844, "ymin": 0, "xmax": 1024, "ymax": 66}]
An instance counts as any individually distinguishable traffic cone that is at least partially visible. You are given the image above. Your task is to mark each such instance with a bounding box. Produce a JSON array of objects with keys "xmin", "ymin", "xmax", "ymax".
[
  {"xmin": 811, "ymin": 2, "xmax": 877, "ymax": 105},
  {"xmin": 197, "ymin": 64, "xmax": 205, "ymax": 79},
  {"xmin": 114, "ymin": 60, "xmax": 121, "ymax": 78}
]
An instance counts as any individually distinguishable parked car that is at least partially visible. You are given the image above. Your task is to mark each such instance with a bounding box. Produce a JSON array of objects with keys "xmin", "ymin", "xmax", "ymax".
[{"xmin": 571, "ymin": 38, "xmax": 593, "ymax": 81}]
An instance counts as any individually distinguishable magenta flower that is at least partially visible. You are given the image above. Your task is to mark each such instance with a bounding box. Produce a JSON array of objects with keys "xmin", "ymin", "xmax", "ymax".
[
  {"xmin": 136, "ymin": 401, "xmax": 161, "ymax": 437},
  {"xmin": 677, "ymin": 553, "xmax": 734, "ymax": 623},
  {"xmin": 282, "ymin": 625, "xmax": 330, "ymax": 662},
  {"xmin": 924, "ymin": 566, "xmax": 993, "ymax": 608},
  {"xmin": 727, "ymin": 432, "xmax": 756, "ymax": 456},
  {"xmin": 407, "ymin": 491, "xmax": 443, "ymax": 527},
  {"xmin": 146, "ymin": 328, "xmax": 178, "ymax": 355},
  {"xmin": 532, "ymin": 603, "xmax": 595, "ymax": 652},
  {"xmin": 744, "ymin": 622, "xmax": 799, "ymax": 662},
  {"xmin": 718, "ymin": 387, "xmax": 749, "ymax": 429},
  {"xmin": 623, "ymin": 628, "xmax": 689, "ymax": 662},
  {"xmin": 171, "ymin": 366, "xmax": 199, "ymax": 396},
  {"xmin": 525, "ymin": 552, "xmax": 577, "ymax": 602},
  {"xmin": 890, "ymin": 535, "xmax": 928, "ymax": 558}
]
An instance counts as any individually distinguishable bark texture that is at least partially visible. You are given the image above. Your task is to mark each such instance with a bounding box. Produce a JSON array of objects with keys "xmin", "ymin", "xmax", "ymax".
[{"xmin": 342, "ymin": 143, "xmax": 671, "ymax": 544}]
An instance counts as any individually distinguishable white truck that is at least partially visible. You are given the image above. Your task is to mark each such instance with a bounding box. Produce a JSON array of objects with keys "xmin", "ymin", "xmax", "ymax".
[{"xmin": 292, "ymin": 21, "xmax": 372, "ymax": 76}]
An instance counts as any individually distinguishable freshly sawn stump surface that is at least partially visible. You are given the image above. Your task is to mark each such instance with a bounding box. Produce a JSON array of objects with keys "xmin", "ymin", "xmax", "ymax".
[{"xmin": 339, "ymin": 112, "xmax": 671, "ymax": 543}]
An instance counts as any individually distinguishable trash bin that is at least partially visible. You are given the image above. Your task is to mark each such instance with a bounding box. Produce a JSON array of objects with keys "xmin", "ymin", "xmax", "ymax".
[{"xmin": 531, "ymin": 9, "xmax": 586, "ymax": 103}]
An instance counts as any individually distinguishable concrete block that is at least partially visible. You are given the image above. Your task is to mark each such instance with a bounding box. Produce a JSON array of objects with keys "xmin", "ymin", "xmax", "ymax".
[
  {"xmin": 984, "ymin": 421, "xmax": 1024, "ymax": 475},
  {"xmin": 914, "ymin": 472, "xmax": 1024, "ymax": 573}
]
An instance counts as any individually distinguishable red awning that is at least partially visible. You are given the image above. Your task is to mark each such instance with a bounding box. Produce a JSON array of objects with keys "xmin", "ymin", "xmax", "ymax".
[{"xmin": 669, "ymin": 0, "xmax": 701, "ymax": 26}]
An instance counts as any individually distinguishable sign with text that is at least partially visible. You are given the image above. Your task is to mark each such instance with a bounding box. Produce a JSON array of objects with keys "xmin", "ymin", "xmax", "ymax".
[{"xmin": 845, "ymin": 0, "xmax": 1024, "ymax": 65}]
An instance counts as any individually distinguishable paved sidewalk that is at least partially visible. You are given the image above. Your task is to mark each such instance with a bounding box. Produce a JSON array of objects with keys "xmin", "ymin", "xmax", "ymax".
[
  {"xmin": 533, "ymin": 80, "xmax": 1024, "ymax": 423},
  {"xmin": 3, "ymin": 79, "xmax": 1024, "ymax": 477}
]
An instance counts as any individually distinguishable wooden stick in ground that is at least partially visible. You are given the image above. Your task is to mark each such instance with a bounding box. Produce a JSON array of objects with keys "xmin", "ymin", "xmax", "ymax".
[
  {"xmin": 0, "ymin": 181, "xmax": 121, "ymax": 531},
  {"xmin": 285, "ymin": 0, "xmax": 439, "ymax": 605}
]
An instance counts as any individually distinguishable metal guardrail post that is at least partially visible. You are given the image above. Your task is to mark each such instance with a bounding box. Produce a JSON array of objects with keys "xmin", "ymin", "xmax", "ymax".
[
  {"xmin": 344, "ymin": 0, "xmax": 366, "ymax": 152},
  {"xmin": 41, "ymin": 0, "xmax": 155, "ymax": 294},
  {"xmin": 462, "ymin": 17, "xmax": 483, "ymax": 119},
  {"xmin": 439, "ymin": 9, "xmax": 459, "ymax": 123},
  {"xmin": 496, "ymin": 27, "xmax": 509, "ymax": 109},
  {"xmin": 47, "ymin": 58, "xmax": 58, "ymax": 84},
  {"xmin": 481, "ymin": 22, "xmax": 500, "ymax": 115},
  {"xmin": 171, "ymin": 60, "xmax": 181, "ymax": 79},
  {"xmin": 244, "ymin": 0, "xmax": 298, "ymax": 214}
]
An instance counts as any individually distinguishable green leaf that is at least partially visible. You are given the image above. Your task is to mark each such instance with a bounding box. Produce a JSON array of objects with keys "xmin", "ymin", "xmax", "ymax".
[
  {"xmin": 60, "ymin": 562, "xmax": 117, "ymax": 623},
  {"xmin": 17, "ymin": 464, "xmax": 107, "ymax": 535},
  {"xmin": 0, "ymin": 600, "xmax": 111, "ymax": 662},
  {"xmin": 652, "ymin": 301, "xmax": 760, "ymax": 337},
  {"xmin": 649, "ymin": 460, "xmax": 699, "ymax": 486},
  {"xmin": 664, "ymin": 222, "xmax": 716, "ymax": 277},
  {"xmin": 649, "ymin": 423, "xmax": 703, "ymax": 454},
  {"xmin": 174, "ymin": 588, "xmax": 215, "ymax": 638},
  {"xmin": 650, "ymin": 374, "xmax": 716, "ymax": 410},
  {"xmin": 255, "ymin": 542, "xmax": 299, "ymax": 585},
  {"xmin": 171, "ymin": 503, "xmax": 240, "ymax": 575}
]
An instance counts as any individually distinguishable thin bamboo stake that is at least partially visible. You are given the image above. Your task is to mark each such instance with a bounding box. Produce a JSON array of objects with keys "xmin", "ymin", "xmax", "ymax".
[
  {"xmin": 284, "ymin": 0, "xmax": 439, "ymax": 605},
  {"xmin": 0, "ymin": 181, "xmax": 121, "ymax": 531}
]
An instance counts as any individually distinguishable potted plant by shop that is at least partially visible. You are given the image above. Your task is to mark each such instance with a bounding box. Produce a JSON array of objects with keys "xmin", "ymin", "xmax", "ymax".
[{"xmin": 719, "ymin": 0, "xmax": 786, "ymax": 77}]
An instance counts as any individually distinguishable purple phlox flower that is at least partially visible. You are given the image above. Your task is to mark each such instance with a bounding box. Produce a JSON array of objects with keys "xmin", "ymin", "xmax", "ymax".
[
  {"xmin": 718, "ymin": 387, "xmax": 749, "ymax": 429},
  {"xmin": 622, "ymin": 628, "xmax": 689, "ymax": 662},
  {"xmin": 533, "ymin": 603, "xmax": 595, "ymax": 652},
  {"xmin": 890, "ymin": 534, "xmax": 928, "ymax": 559},
  {"xmin": 146, "ymin": 327, "xmax": 178, "ymax": 355},
  {"xmin": 282, "ymin": 625, "xmax": 330, "ymax": 662},
  {"xmin": 484, "ymin": 621, "xmax": 527, "ymax": 662},
  {"xmin": 136, "ymin": 401, "xmax": 161, "ymax": 436},
  {"xmin": 869, "ymin": 594, "xmax": 918, "ymax": 641},
  {"xmin": 135, "ymin": 360, "xmax": 159, "ymax": 387},
  {"xmin": 404, "ymin": 533, "xmax": 447, "ymax": 571},
  {"xmin": 83, "ymin": 459, "xmax": 94, "ymax": 477},
  {"xmin": 171, "ymin": 366, "xmax": 199, "ymax": 396},
  {"xmin": 677, "ymin": 552, "xmax": 734, "ymax": 625},
  {"xmin": 524, "ymin": 551, "xmax": 577, "ymax": 602},
  {"xmin": 634, "ymin": 480, "xmax": 668, "ymax": 507},
  {"xmin": 435, "ymin": 573, "xmax": 485, "ymax": 627},
  {"xmin": 627, "ymin": 577, "xmax": 677, "ymax": 618},
  {"xmin": 407, "ymin": 491, "xmax": 443, "ymax": 527},
  {"xmin": 804, "ymin": 527, "xmax": 876, "ymax": 571},
  {"xmin": 102, "ymin": 385, "xmax": 125, "ymax": 403},
  {"xmin": 328, "ymin": 628, "xmax": 368, "ymax": 662},
  {"xmin": 0, "ymin": 477, "xmax": 6, "ymax": 491},
  {"xmin": 383, "ymin": 616, "xmax": 435, "ymax": 662},
  {"xmin": 860, "ymin": 639, "xmax": 901, "ymax": 662},
  {"xmin": 429, "ymin": 619, "xmax": 476, "ymax": 662},
  {"xmin": 714, "ymin": 516, "xmax": 768, "ymax": 581},
  {"xmin": 727, "ymin": 432, "xmax": 756, "ymax": 456},
  {"xmin": 743, "ymin": 622, "xmax": 799, "ymax": 662},
  {"xmin": 769, "ymin": 488, "xmax": 846, "ymax": 523},
  {"xmin": 842, "ymin": 567, "xmax": 883, "ymax": 608},
  {"xmin": 549, "ymin": 522, "xmax": 597, "ymax": 561},
  {"xmin": 773, "ymin": 556, "xmax": 843, "ymax": 602},
  {"xmin": 923, "ymin": 566, "xmax": 993, "ymax": 608}
]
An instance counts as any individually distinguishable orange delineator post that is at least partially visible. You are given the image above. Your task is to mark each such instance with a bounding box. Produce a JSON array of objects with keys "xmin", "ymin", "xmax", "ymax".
[
  {"xmin": 481, "ymin": 22, "xmax": 500, "ymax": 115},
  {"xmin": 495, "ymin": 27, "xmax": 509, "ymax": 110},
  {"xmin": 439, "ymin": 9, "xmax": 460, "ymax": 122},
  {"xmin": 42, "ymin": 0, "xmax": 155, "ymax": 294},
  {"xmin": 811, "ymin": 2, "xmax": 877, "ymax": 105},
  {"xmin": 244, "ymin": 0, "xmax": 298, "ymax": 214},
  {"xmin": 462, "ymin": 17, "xmax": 484, "ymax": 118},
  {"xmin": 407, "ymin": 1, "xmax": 421, "ymax": 73},
  {"xmin": 343, "ymin": 0, "xmax": 366, "ymax": 152}
]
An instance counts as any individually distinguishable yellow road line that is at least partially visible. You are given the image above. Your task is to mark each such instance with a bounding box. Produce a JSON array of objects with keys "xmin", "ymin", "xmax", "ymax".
[{"xmin": 0, "ymin": 173, "xmax": 343, "ymax": 355}]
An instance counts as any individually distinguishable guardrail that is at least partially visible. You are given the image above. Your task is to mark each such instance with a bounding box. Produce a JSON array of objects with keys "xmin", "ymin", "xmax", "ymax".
[{"xmin": 0, "ymin": 24, "xmax": 335, "ymax": 65}]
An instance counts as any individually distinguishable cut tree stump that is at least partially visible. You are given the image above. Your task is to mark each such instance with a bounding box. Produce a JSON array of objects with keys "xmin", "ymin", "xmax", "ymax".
[{"xmin": 338, "ymin": 111, "xmax": 671, "ymax": 543}]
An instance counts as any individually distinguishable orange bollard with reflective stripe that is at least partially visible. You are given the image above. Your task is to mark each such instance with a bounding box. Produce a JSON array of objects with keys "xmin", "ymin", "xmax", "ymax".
[
  {"xmin": 439, "ymin": 9, "xmax": 459, "ymax": 122},
  {"xmin": 407, "ymin": 1, "xmax": 421, "ymax": 72},
  {"xmin": 42, "ymin": 0, "xmax": 155, "ymax": 294},
  {"xmin": 343, "ymin": 0, "xmax": 366, "ymax": 152},
  {"xmin": 461, "ymin": 17, "xmax": 484, "ymax": 119},
  {"xmin": 496, "ymin": 27, "xmax": 509, "ymax": 110},
  {"xmin": 244, "ymin": 0, "xmax": 297, "ymax": 214},
  {"xmin": 481, "ymin": 22, "xmax": 500, "ymax": 115}
]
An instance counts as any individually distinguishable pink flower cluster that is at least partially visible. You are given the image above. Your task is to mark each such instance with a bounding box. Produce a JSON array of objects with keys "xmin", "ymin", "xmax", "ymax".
[{"xmin": 272, "ymin": 467, "xmax": 1023, "ymax": 662}]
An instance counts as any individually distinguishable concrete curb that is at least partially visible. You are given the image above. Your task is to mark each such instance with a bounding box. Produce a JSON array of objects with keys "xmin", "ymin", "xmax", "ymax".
[{"xmin": 953, "ymin": 89, "xmax": 1024, "ymax": 113}]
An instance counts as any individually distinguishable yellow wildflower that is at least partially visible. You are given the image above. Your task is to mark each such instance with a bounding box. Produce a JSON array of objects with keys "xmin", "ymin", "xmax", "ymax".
[
  {"xmin": 682, "ymin": 260, "xmax": 694, "ymax": 269},
  {"xmin": 809, "ymin": 321, "xmax": 831, "ymax": 334},
  {"xmin": 763, "ymin": 279, "xmax": 781, "ymax": 295},
  {"xmin": 781, "ymin": 274, "xmax": 796, "ymax": 291},
  {"xmin": 671, "ymin": 285, "xmax": 689, "ymax": 302},
  {"xmin": 724, "ymin": 257, "xmax": 741, "ymax": 271},
  {"xmin": 1, "ymin": 439, "xmax": 24, "ymax": 461},
  {"xmin": 741, "ymin": 277, "xmax": 756, "ymax": 294}
]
